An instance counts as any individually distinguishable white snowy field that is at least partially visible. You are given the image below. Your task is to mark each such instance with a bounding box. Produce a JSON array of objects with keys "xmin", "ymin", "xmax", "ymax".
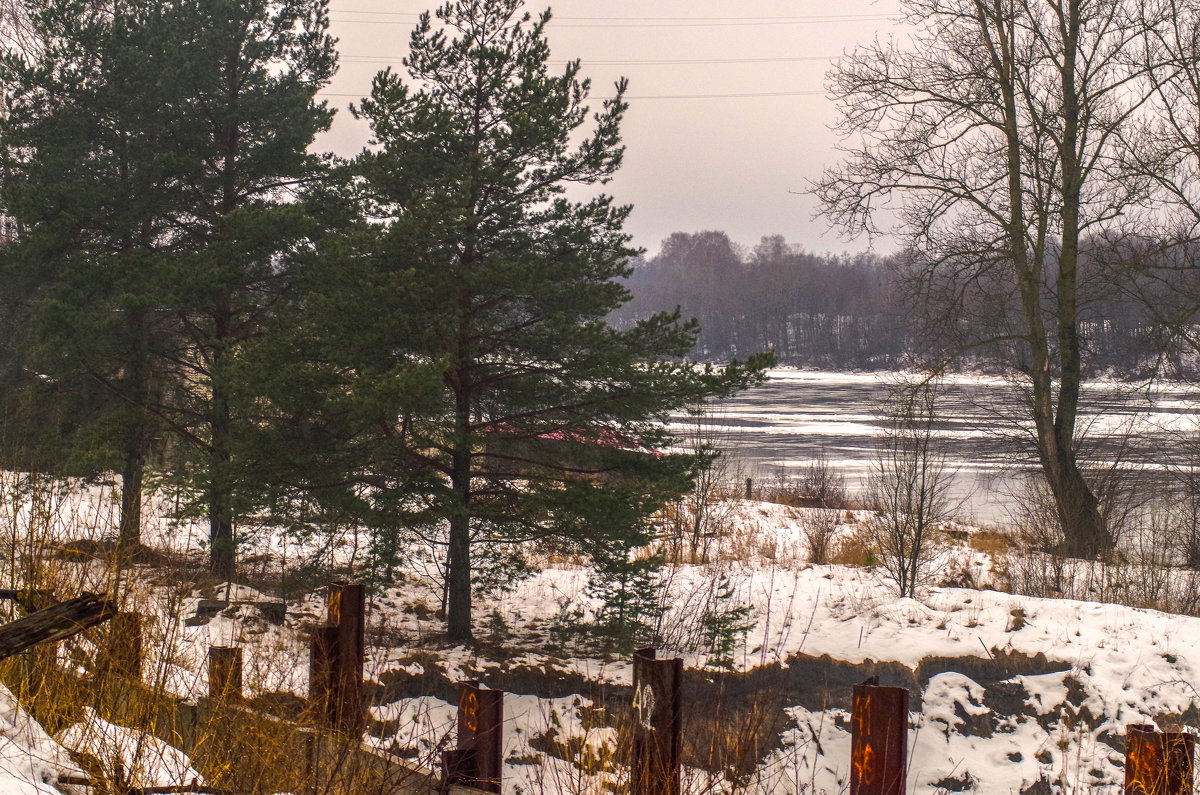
[{"xmin": 0, "ymin": 480, "xmax": 1198, "ymax": 793}]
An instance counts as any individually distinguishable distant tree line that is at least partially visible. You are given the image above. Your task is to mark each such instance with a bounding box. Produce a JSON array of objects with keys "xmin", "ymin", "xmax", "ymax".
[{"xmin": 614, "ymin": 230, "xmax": 1177, "ymax": 377}]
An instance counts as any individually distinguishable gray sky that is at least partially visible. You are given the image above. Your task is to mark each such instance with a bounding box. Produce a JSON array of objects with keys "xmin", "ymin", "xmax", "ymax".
[{"xmin": 318, "ymin": 1, "xmax": 904, "ymax": 257}]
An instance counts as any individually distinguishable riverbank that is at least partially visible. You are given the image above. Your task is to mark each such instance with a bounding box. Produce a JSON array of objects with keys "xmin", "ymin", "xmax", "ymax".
[{"xmin": 3, "ymin": 477, "xmax": 1198, "ymax": 794}]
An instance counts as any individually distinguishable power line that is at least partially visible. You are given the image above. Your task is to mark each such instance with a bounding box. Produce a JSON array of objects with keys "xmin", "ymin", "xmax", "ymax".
[
  {"xmin": 329, "ymin": 13, "xmax": 897, "ymax": 28},
  {"xmin": 338, "ymin": 54, "xmax": 840, "ymax": 65},
  {"xmin": 322, "ymin": 89, "xmax": 828, "ymax": 100},
  {"xmin": 333, "ymin": 9, "xmax": 895, "ymax": 23}
]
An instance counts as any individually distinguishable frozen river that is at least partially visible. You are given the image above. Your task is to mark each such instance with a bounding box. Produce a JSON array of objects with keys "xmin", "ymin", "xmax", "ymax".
[{"xmin": 688, "ymin": 370, "xmax": 1200, "ymax": 524}]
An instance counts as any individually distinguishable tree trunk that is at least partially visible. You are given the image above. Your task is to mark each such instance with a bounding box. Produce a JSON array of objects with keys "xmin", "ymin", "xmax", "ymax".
[
  {"xmin": 209, "ymin": 338, "xmax": 235, "ymax": 581},
  {"xmin": 210, "ymin": 502, "xmax": 235, "ymax": 581},
  {"xmin": 446, "ymin": 512, "xmax": 471, "ymax": 640},
  {"xmin": 446, "ymin": 384, "xmax": 472, "ymax": 643},
  {"xmin": 1048, "ymin": 456, "xmax": 1109, "ymax": 558},
  {"xmin": 1046, "ymin": 0, "xmax": 1110, "ymax": 560},
  {"xmin": 116, "ymin": 309, "xmax": 150, "ymax": 549},
  {"xmin": 446, "ymin": 436, "xmax": 472, "ymax": 641},
  {"xmin": 118, "ymin": 446, "xmax": 143, "ymax": 549}
]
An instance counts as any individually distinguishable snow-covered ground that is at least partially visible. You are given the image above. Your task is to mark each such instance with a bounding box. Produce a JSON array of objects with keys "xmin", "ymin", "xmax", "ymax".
[
  {"xmin": 0, "ymin": 681, "xmax": 202, "ymax": 795},
  {"xmin": 0, "ymin": 479, "xmax": 1198, "ymax": 793}
]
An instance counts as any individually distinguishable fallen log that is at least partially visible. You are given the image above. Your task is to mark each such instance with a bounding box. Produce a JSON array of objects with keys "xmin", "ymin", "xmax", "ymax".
[
  {"xmin": 0, "ymin": 588, "xmax": 57, "ymax": 612},
  {"xmin": 0, "ymin": 593, "xmax": 117, "ymax": 661}
]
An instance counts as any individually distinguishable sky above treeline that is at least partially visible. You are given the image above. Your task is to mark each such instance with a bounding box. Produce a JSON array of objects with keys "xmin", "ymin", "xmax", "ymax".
[{"xmin": 317, "ymin": 1, "xmax": 906, "ymax": 258}]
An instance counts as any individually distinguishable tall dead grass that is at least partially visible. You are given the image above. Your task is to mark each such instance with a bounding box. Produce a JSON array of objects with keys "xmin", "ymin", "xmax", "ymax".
[{"xmin": 0, "ymin": 471, "xmax": 434, "ymax": 795}]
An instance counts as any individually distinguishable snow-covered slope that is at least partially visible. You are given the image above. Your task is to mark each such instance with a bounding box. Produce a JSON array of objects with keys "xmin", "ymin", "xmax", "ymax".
[{"xmin": 3, "ymin": 478, "xmax": 1198, "ymax": 794}]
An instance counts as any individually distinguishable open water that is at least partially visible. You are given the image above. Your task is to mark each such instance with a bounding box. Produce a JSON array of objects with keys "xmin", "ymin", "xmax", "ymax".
[{"xmin": 686, "ymin": 370, "xmax": 1200, "ymax": 524}]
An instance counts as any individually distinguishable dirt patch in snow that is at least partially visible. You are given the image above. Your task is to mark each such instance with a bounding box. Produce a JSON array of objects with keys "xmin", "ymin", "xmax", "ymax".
[{"xmin": 366, "ymin": 646, "xmax": 1071, "ymax": 778}]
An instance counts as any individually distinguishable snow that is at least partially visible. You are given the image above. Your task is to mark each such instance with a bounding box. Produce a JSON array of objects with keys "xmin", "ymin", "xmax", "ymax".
[
  {"xmin": 57, "ymin": 707, "xmax": 204, "ymax": 790},
  {"xmin": 0, "ymin": 684, "xmax": 83, "ymax": 795},
  {"xmin": 6, "ymin": 471, "xmax": 1200, "ymax": 793}
]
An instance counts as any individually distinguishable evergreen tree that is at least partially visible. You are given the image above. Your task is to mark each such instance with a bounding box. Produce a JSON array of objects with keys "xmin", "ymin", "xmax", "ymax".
[
  {"xmin": 0, "ymin": 0, "xmax": 336, "ymax": 577},
  {"xmin": 341, "ymin": 0, "xmax": 770, "ymax": 640},
  {"xmin": 0, "ymin": 0, "xmax": 183, "ymax": 549},
  {"xmin": 699, "ymin": 572, "xmax": 752, "ymax": 670},
  {"xmin": 149, "ymin": 0, "xmax": 336, "ymax": 580},
  {"xmin": 584, "ymin": 528, "xmax": 666, "ymax": 653}
]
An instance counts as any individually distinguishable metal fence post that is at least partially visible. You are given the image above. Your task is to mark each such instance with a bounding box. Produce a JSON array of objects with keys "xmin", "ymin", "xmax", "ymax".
[
  {"xmin": 208, "ymin": 645, "xmax": 242, "ymax": 700},
  {"xmin": 108, "ymin": 612, "xmax": 142, "ymax": 680},
  {"xmin": 442, "ymin": 680, "xmax": 504, "ymax": 794},
  {"xmin": 631, "ymin": 647, "xmax": 683, "ymax": 795},
  {"xmin": 850, "ymin": 676, "xmax": 908, "ymax": 795},
  {"xmin": 328, "ymin": 581, "xmax": 365, "ymax": 737},
  {"xmin": 1126, "ymin": 723, "xmax": 1196, "ymax": 795}
]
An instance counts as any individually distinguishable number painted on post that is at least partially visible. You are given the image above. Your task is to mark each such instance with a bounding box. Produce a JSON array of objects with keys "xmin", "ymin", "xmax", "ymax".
[
  {"xmin": 462, "ymin": 690, "xmax": 479, "ymax": 733},
  {"xmin": 633, "ymin": 681, "xmax": 656, "ymax": 731}
]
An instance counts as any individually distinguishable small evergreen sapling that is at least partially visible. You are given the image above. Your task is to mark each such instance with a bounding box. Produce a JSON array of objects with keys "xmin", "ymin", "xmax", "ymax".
[
  {"xmin": 700, "ymin": 572, "xmax": 753, "ymax": 670},
  {"xmin": 584, "ymin": 531, "xmax": 666, "ymax": 653}
]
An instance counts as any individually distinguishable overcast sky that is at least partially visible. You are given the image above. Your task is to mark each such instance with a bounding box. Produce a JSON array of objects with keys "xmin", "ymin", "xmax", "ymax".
[{"xmin": 318, "ymin": 1, "xmax": 905, "ymax": 257}]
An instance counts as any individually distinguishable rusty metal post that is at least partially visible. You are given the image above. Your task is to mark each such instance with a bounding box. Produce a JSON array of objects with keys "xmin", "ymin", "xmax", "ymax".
[
  {"xmin": 850, "ymin": 676, "xmax": 909, "ymax": 795},
  {"xmin": 442, "ymin": 680, "xmax": 504, "ymax": 794},
  {"xmin": 631, "ymin": 647, "xmax": 683, "ymax": 795},
  {"xmin": 1126, "ymin": 724, "xmax": 1196, "ymax": 795},
  {"xmin": 107, "ymin": 612, "xmax": 142, "ymax": 680},
  {"xmin": 309, "ymin": 625, "xmax": 338, "ymax": 725},
  {"xmin": 328, "ymin": 581, "xmax": 365, "ymax": 737},
  {"xmin": 208, "ymin": 646, "xmax": 242, "ymax": 700},
  {"xmin": 745, "ymin": 478, "xmax": 753, "ymax": 500}
]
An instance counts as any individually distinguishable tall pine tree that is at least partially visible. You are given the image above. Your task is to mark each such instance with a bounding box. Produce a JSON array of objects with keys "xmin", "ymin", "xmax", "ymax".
[
  {"xmin": 0, "ymin": 0, "xmax": 183, "ymax": 551},
  {"xmin": 341, "ymin": 0, "xmax": 769, "ymax": 640},
  {"xmin": 0, "ymin": 0, "xmax": 337, "ymax": 578},
  {"xmin": 149, "ymin": 0, "xmax": 336, "ymax": 580}
]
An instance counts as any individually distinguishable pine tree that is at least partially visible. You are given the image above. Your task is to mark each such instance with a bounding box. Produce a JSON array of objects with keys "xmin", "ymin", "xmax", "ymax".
[
  {"xmin": 339, "ymin": 0, "xmax": 770, "ymax": 640},
  {"xmin": 149, "ymin": 0, "xmax": 336, "ymax": 580},
  {"xmin": 699, "ymin": 572, "xmax": 752, "ymax": 670},
  {"xmin": 584, "ymin": 529, "xmax": 666, "ymax": 653},
  {"xmin": 0, "ymin": 0, "xmax": 184, "ymax": 550},
  {"xmin": 0, "ymin": 0, "xmax": 337, "ymax": 577}
]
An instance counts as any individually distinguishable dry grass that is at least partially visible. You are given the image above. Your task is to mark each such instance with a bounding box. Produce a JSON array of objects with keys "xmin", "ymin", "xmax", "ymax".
[
  {"xmin": 0, "ymin": 472, "xmax": 442, "ymax": 795},
  {"xmin": 968, "ymin": 527, "xmax": 1015, "ymax": 558},
  {"xmin": 828, "ymin": 525, "xmax": 876, "ymax": 568}
]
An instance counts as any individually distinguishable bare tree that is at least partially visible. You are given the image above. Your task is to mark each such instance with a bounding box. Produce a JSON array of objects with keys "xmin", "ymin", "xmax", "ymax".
[
  {"xmin": 814, "ymin": 0, "xmax": 1173, "ymax": 558},
  {"xmin": 1114, "ymin": 2, "xmax": 1200, "ymax": 367},
  {"xmin": 0, "ymin": 1, "xmax": 35, "ymax": 60},
  {"xmin": 666, "ymin": 404, "xmax": 742, "ymax": 563},
  {"xmin": 866, "ymin": 377, "xmax": 957, "ymax": 597}
]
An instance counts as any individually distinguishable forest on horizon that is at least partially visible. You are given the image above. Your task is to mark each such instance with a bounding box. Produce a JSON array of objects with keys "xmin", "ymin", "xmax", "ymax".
[{"xmin": 615, "ymin": 229, "xmax": 1179, "ymax": 377}]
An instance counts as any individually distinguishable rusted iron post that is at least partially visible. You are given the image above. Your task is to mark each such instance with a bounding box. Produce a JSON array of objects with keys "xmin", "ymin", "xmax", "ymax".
[
  {"xmin": 631, "ymin": 647, "xmax": 683, "ymax": 795},
  {"xmin": 107, "ymin": 612, "xmax": 142, "ymax": 680},
  {"xmin": 309, "ymin": 625, "xmax": 338, "ymax": 725},
  {"xmin": 745, "ymin": 478, "xmax": 753, "ymax": 500},
  {"xmin": 442, "ymin": 680, "xmax": 504, "ymax": 794},
  {"xmin": 850, "ymin": 676, "xmax": 909, "ymax": 795},
  {"xmin": 1125, "ymin": 724, "xmax": 1196, "ymax": 795},
  {"xmin": 208, "ymin": 645, "xmax": 243, "ymax": 700},
  {"xmin": 328, "ymin": 581, "xmax": 365, "ymax": 737}
]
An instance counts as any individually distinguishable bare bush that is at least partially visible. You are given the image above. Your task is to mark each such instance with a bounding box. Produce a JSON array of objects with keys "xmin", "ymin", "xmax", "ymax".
[
  {"xmin": 795, "ymin": 453, "xmax": 846, "ymax": 565},
  {"xmin": 1007, "ymin": 477, "xmax": 1200, "ymax": 614},
  {"xmin": 658, "ymin": 405, "xmax": 744, "ymax": 564},
  {"xmin": 865, "ymin": 377, "xmax": 957, "ymax": 598}
]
